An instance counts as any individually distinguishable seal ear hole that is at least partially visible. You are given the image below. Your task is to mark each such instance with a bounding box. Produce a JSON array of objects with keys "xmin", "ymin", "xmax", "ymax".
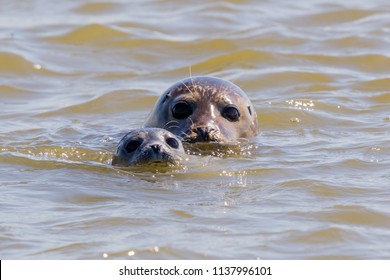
[
  {"xmin": 222, "ymin": 106, "xmax": 240, "ymax": 122},
  {"xmin": 162, "ymin": 92, "xmax": 171, "ymax": 104},
  {"xmin": 125, "ymin": 139, "xmax": 143, "ymax": 153},
  {"xmin": 166, "ymin": 137, "xmax": 180, "ymax": 149},
  {"xmin": 172, "ymin": 101, "xmax": 193, "ymax": 119},
  {"xmin": 247, "ymin": 106, "xmax": 252, "ymax": 116}
]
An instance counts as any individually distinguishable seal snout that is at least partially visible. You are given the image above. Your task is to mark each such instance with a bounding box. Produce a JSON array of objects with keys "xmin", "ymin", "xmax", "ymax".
[
  {"xmin": 195, "ymin": 127, "xmax": 217, "ymax": 142},
  {"xmin": 150, "ymin": 144, "xmax": 161, "ymax": 154},
  {"xmin": 184, "ymin": 125, "xmax": 219, "ymax": 143},
  {"xmin": 146, "ymin": 143, "xmax": 165, "ymax": 161}
]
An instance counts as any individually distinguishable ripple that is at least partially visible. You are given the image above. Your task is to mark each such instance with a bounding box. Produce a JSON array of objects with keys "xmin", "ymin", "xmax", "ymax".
[
  {"xmin": 290, "ymin": 227, "xmax": 362, "ymax": 244},
  {"xmin": 280, "ymin": 179, "xmax": 371, "ymax": 198},
  {"xmin": 31, "ymin": 242, "xmax": 99, "ymax": 258},
  {"xmin": 354, "ymin": 78, "xmax": 390, "ymax": 92},
  {"xmin": 0, "ymin": 52, "xmax": 40, "ymax": 74},
  {"xmin": 195, "ymin": 49, "xmax": 278, "ymax": 70},
  {"xmin": 34, "ymin": 89, "xmax": 156, "ymax": 117},
  {"xmin": 323, "ymin": 35, "xmax": 381, "ymax": 50},
  {"xmin": 46, "ymin": 24, "xmax": 129, "ymax": 44},
  {"xmin": 54, "ymin": 217, "xmax": 149, "ymax": 230},
  {"xmin": 0, "ymin": 145, "xmax": 112, "ymax": 167},
  {"xmin": 170, "ymin": 209, "xmax": 194, "ymax": 219},
  {"xmin": 73, "ymin": 2, "xmax": 121, "ymax": 14},
  {"xmin": 256, "ymin": 71, "xmax": 334, "ymax": 88},
  {"xmin": 103, "ymin": 246, "xmax": 212, "ymax": 260},
  {"xmin": 289, "ymin": 53, "xmax": 390, "ymax": 73},
  {"xmin": 319, "ymin": 205, "xmax": 390, "ymax": 227},
  {"xmin": 0, "ymin": 85, "xmax": 33, "ymax": 97},
  {"xmin": 295, "ymin": 9, "xmax": 377, "ymax": 26}
]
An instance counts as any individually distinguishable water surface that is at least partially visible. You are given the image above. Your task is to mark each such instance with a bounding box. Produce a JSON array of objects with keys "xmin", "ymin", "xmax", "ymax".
[{"xmin": 1, "ymin": 0, "xmax": 390, "ymax": 259}]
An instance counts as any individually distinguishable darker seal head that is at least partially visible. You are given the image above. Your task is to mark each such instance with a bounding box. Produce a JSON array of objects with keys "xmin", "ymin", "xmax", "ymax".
[
  {"xmin": 144, "ymin": 76, "xmax": 259, "ymax": 143},
  {"xmin": 112, "ymin": 128, "xmax": 185, "ymax": 166}
]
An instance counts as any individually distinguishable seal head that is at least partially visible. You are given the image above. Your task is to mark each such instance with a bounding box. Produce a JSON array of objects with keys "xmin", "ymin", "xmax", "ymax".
[
  {"xmin": 112, "ymin": 128, "xmax": 185, "ymax": 166},
  {"xmin": 144, "ymin": 76, "xmax": 258, "ymax": 143}
]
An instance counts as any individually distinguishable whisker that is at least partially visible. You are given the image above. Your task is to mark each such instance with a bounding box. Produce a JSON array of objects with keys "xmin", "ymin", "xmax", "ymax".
[
  {"xmin": 165, "ymin": 125, "xmax": 190, "ymax": 140},
  {"xmin": 188, "ymin": 117, "xmax": 194, "ymax": 127},
  {"xmin": 165, "ymin": 124, "xmax": 181, "ymax": 130},
  {"xmin": 189, "ymin": 65, "xmax": 195, "ymax": 88},
  {"xmin": 180, "ymin": 79, "xmax": 195, "ymax": 95},
  {"xmin": 164, "ymin": 120, "xmax": 180, "ymax": 129},
  {"xmin": 179, "ymin": 131, "xmax": 191, "ymax": 139}
]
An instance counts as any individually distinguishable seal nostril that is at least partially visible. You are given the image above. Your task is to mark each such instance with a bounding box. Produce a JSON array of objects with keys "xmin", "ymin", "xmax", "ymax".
[
  {"xmin": 150, "ymin": 144, "xmax": 161, "ymax": 153},
  {"xmin": 196, "ymin": 127, "xmax": 214, "ymax": 141}
]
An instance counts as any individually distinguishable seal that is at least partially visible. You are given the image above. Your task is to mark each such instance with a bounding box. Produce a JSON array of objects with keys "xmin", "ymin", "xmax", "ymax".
[
  {"xmin": 144, "ymin": 76, "xmax": 259, "ymax": 143},
  {"xmin": 112, "ymin": 128, "xmax": 185, "ymax": 166}
]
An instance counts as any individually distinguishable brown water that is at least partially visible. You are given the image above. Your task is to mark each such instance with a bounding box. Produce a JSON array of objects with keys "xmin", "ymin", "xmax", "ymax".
[{"xmin": 1, "ymin": 0, "xmax": 389, "ymax": 259}]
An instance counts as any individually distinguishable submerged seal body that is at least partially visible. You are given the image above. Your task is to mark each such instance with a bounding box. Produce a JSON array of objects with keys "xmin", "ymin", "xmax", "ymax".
[
  {"xmin": 112, "ymin": 128, "xmax": 185, "ymax": 166},
  {"xmin": 144, "ymin": 76, "xmax": 258, "ymax": 143}
]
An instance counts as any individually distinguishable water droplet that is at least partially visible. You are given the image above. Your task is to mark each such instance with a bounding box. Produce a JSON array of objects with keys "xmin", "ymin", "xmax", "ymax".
[{"xmin": 128, "ymin": 250, "xmax": 135, "ymax": 256}]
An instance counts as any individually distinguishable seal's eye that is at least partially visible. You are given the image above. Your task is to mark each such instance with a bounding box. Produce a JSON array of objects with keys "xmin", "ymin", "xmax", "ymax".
[
  {"xmin": 172, "ymin": 101, "xmax": 192, "ymax": 119},
  {"xmin": 166, "ymin": 137, "xmax": 179, "ymax": 149},
  {"xmin": 125, "ymin": 139, "xmax": 143, "ymax": 153},
  {"xmin": 222, "ymin": 106, "xmax": 240, "ymax": 122}
]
